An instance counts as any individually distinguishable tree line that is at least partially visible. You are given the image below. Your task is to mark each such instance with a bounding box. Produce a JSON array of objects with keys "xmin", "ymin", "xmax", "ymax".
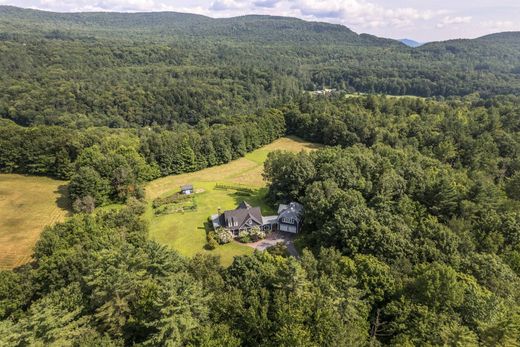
[{"xmin": 0, "ymin": 109, "xmax": 285, "ymax": 210}]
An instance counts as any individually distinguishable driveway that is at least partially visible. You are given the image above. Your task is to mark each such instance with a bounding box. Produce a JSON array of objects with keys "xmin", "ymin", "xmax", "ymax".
[{"xmin": 244, "ymin": 231, "xmax": 299, "ymax": 257}]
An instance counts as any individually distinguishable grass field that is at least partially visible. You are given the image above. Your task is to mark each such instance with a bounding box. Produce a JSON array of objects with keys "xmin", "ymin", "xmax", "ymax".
[
  {"xmin": 0, "ymin": 174, "xmax": 70, "ymax": 269},
  {"xmin": 146, "ymin": 136, "xmax": 320, "ymax": 266}
]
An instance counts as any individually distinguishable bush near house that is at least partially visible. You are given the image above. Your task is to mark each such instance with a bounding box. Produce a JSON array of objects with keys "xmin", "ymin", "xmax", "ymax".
[
  {"xmin": 236, "ymin": 226, "xmax": 266, "ymax": 243},
  {"xmin": 215, "ymin": 228, "xmax": 233, "ymax": 244}
]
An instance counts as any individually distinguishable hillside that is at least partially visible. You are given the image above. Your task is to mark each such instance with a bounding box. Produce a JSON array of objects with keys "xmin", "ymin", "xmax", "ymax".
[
  {"xmin": 0, "ymin": 6, "xmax": 519, "ymax": 128},
  {"xmin": 0, "ymin": 6, "xmax": 395, "ymax": 45}
]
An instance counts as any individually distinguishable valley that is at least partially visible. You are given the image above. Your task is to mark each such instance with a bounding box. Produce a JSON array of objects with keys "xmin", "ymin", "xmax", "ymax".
[{"xmin": 0, "ymin": 4, "xmax": 519, "ymax": 346}]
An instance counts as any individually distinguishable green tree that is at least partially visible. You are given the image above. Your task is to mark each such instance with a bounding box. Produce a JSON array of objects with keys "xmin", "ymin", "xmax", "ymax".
[{"xmin": 69, "ymin": 166, "xmax": 111, "ymax": 207}]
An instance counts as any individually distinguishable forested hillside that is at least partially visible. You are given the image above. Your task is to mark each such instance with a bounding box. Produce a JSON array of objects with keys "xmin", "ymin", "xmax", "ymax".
[
  {"xmin": 1, "ymin": 6, "xmax": 520, "ymax": 128},
  {"xmin": 1, "ymin": 5, "xmax": 520, "ymax": 346},
  {"xmin": 2, "ymin": 95, "xmax": 520, "ymax": 345}
]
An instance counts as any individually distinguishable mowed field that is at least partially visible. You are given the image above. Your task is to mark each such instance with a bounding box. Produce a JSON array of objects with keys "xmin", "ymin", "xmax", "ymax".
[
  {"xmin": 146, "ymin": 136, "xmax": 321, "ymax": 266},
  {"xmin": 0, "ymin": 174, "xmax": 70, "ymax": 269}
]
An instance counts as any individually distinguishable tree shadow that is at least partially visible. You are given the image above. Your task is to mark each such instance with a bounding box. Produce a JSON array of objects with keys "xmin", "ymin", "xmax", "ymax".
[
  {"xmin": 55, "ymin": 184, "xmax": 73, "ymax": 216},
  {"xmin": 285, "ymin": 135, "xmax": 323, "ymax": 150},
  {"xmin": 202, "ymin": 221, "xmax": 213, "ymax": 233},
  {"xmin": 230, "ymin": 189, "xmax": 276, "ymax": 215}
]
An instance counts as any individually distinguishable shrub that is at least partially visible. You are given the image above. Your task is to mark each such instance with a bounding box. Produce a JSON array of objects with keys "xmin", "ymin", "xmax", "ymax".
[
  {"xmin": 238, "ymin": 230, "xmax": 252, "ymax": 243},
  {"xmin": 153, "ymin": 193, "xmax": 190, "ymax": 208},
  {"xmin": 267, "ymin": 242, "xmax": 290, "ymax": 257},
  {"xmin": 215, "ymin": 227, "xmax": 232, "ymax": 244},
  {"xmin": 72, "ymin": 195, "xmax": 96, "ymax": 213},
  {"xmin": 126, "ymin": 197, "xmax": 147, "ymax": 215},
  {"xmin": 206, "ymin": 231, "xmax": 218, "ymax": 250},
  {"xmin": 250, "ymin": 226, "xmax": 266, "ymax": 241}
]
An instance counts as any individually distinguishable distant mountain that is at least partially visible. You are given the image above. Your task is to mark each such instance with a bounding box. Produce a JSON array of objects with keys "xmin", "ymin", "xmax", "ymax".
[
  {"xmin": 0, "ymin": 5, "xmax": 397, "ymax": 46},
  {"xmin": 400, "ymin": 39, "xmax": 424, "ymax": 47},
  {"xmin": 0, "ymin": 3, "xmax": 519, "ymax": 125}
]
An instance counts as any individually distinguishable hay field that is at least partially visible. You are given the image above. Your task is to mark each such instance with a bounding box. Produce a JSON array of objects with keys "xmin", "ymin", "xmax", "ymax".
[{"xmin": 0, "ymin": 174, "xmax": 70, "ymax": 269}]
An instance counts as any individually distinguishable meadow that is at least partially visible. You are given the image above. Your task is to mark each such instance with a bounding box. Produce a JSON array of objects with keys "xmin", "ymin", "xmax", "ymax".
[
  {"xmin": 145, "ymin": 136, "xmax": 320, "ymax": 266},
  {"xmin": 0, "ymin": 174, "xmax": 70, "ymax": 269}
]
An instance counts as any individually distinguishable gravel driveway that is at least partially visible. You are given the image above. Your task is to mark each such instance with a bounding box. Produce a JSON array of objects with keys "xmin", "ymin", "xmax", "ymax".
[{"xmin": 244, "ymin": 231, "xmax": 299, "ymax": 257}]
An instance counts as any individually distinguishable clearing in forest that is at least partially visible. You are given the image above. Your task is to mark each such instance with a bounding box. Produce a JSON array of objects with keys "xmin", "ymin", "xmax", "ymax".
[
  {"xmin": 0, "ymin": 174, "xmax": 70, "ymax": 269},
  {"xmin": 145, "ymin": 136, "xmax": 320, "ymax": 266}
]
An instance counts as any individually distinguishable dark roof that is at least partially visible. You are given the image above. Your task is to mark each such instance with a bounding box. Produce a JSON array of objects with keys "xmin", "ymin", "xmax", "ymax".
[
  {"xmin": 222, "ymin": 201, "xmax": 263, "ymax": 229},
  {"xmin": 237, "ymin": 201, "xmax": 252, "ymax": 209},
  {"xmin": 181, "ymin": 184, "xmax": 193, "ymax": 191},
  {"xmin": 278, "ymin": 202, "xmax": 303, "ymax": 223}
]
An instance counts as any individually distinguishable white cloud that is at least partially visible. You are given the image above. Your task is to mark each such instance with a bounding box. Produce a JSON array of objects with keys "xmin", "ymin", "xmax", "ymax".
[
  {"xmin": 480, "ymin": 20, "xmax": 516, "ymax": 31},
  {"xmin": 288, "ymin": 0, "xmax": 445, "ymax": 28},
  {"xmin": 436, "ymin": 15, "xmax": 472, "ymax": 28},
  {"xmin": 3, "ymin": 0, "xmax": 518, "ymax": 41},
  {"xmin": 18, "ymin": 0, "xmax": 181, "ymax": 12},
  {"xmin": 0, "ymin": 0, "xmax": 450, "ymax": 31},
  {"xmin": 210, "ymin": 0, "xmax": 248, "ymax": 11}
]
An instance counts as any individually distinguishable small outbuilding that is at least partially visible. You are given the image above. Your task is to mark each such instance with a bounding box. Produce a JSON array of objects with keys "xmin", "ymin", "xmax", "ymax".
[{"xmin": 180, "ymin": 184, "xmax": 194, "ymax": 195}]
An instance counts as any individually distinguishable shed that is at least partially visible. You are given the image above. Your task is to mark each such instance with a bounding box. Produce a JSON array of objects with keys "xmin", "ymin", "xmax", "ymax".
[{"xmin": 181, "ymin": 184, "xmax": 194, "ymax": 195}]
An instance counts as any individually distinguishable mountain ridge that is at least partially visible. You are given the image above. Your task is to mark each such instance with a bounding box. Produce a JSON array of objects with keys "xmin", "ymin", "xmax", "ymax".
[
  {"xmin": 0, "ymin": 3, "xmax": 519, "ymax": 119},
  {"xmin": 0, "ymin": 5, "xmax": 395, "ymax": 45},
  {"xmin": 1, "ymin": 5, "xmax": 518, "ymax": 45}
]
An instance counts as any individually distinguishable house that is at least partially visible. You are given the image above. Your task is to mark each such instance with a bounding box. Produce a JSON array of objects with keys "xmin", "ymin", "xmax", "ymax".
[
  {"xmin": 180, "ymin": 184, "xmax": 194, "ymax": 195},
  {"xmin": 211, "ymin": 201, "xmax": 277, "ymax": 236},
  {"xmin": 211, "ymin": 201, "xmax": 303, "ymax": 237},
  {"xmin": 277, "ymin": 202, "xmax": 303, "ymax": 233}
]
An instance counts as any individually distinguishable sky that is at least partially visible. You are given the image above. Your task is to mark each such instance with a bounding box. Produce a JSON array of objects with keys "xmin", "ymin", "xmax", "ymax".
[{"xmin": 1, "ymin": 0, "xmax": 519, "ymax": 42}]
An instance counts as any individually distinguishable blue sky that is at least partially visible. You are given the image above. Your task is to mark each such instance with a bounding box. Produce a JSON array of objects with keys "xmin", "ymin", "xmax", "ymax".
[{"xmin": 1, "ymin": 0, "xmax": 519, "ymax": 41}]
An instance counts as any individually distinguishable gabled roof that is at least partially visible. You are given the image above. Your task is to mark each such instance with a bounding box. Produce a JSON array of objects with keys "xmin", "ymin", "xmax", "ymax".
[
  {"xmin": 181, "ymin": 184, "xmax": 193, "ymax": 191},
  {"xmin": 278, "ymin": 202, "xmax": 303, "ymax": 214},
  {"xmin": 237, "ymin": 201, "xmax": 252, "ymax": 209},
  {"xmin": 222, "ymin": 201, "xmax": 263, "ymax": 229},
  {"xmin": 278, "ymin": 202, "xmax": 303, "ymax": 223}
]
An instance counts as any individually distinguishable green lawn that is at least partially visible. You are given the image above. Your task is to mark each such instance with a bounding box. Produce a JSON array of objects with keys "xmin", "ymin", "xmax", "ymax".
[
  {"xmin": 145, "ymin": 136, "xmax": 319, "ymax": 266},
  {"xmin": 148, "ymin": 182, "xmax": 276, "ymax": 266}
]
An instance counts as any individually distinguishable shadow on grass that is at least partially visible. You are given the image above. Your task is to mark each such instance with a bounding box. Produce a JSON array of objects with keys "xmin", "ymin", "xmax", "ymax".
[
  {"xmin": 285, "ymin": 135, "xmax": 323, "ymax": 150},
  {"xmin": 202, "ymin": 221, "xmax": 213, "ymax": 250},
  {"xmin": 55, "ymin": 184, "xmax": 72, "ymax": 216},
  {"xmin": 230, "ymin": 188, "xmax": 275, "ymax": 215},
  {"xmin": 203, "ymin": 221, "xmax": 213, "ymax": 233}
]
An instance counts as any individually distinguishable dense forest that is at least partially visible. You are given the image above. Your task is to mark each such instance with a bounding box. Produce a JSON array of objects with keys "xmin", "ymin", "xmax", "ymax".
[
  {"xmin": 2, "ymin": 5, "xmax": 520, "ymax": 346},
  {"xmin": 2, "ymin": 95, "xmax": 520, "ymax": 345},
  {"xmin": 1, "ymin": 6, "xmax": 520, "ymax": 128}
]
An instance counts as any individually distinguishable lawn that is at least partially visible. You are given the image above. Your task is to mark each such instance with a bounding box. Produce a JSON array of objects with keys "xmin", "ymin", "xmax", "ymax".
[
  {"xmin": 0, "ymin": 174, "xmax": 70, "ymax": 269},
  {"xmin": 146, "ymin": 136, "xmax": 320, "ymax": 266}
]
